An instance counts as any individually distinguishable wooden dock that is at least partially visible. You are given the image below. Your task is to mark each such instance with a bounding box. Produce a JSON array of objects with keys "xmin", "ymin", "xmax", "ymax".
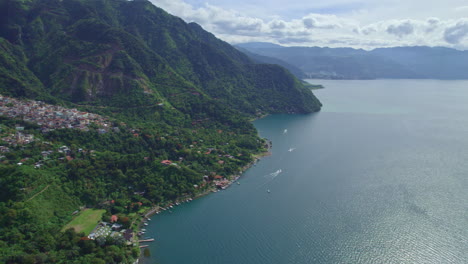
[{"xmin": 139, "ymin": 238, "xmax": 155, "ymax": 242}]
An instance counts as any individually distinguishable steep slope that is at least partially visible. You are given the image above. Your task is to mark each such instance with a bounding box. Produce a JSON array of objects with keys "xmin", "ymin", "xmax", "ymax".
[
  {"xmin": 0, "ymin": 38, "xmax": 50, "ymax": 99},
  {"xmin": 0, "ymin": 0, "xmax": 321, "ymax": 113}
]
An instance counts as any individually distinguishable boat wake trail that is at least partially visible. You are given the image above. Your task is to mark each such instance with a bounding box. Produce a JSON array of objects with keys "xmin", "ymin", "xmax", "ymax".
[
  {"xmin": 270, "ymin": 169, "xmax": 282, "ymax": 178},
  {"xmin": 264, "ymin": 169, "xmax": 282, "ymax": 180},
  {"xmin": 258, "ymin": 169, "xmax": 283, "ymax": 190}
]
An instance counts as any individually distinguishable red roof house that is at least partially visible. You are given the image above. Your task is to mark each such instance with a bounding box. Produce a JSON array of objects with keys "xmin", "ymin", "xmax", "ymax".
[
  {"xmin": 110, "ymin": 215, "xmax": 118, "ymax": 223},
  {"xmin": 161, "ymin": 160, "xmax": 172, "ymax": 165}
]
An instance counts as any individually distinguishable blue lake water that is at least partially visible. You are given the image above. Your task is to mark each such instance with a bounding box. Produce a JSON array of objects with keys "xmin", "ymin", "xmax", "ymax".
[{"xmin": 143, "ymin": 79, "xmax": 468, "ymax": 263}]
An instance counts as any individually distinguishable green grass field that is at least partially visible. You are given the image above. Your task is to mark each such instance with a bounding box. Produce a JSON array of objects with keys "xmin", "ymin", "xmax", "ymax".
[{"xmin": 62, "ymin": 209, "xmax": 106, "ymax": 235}]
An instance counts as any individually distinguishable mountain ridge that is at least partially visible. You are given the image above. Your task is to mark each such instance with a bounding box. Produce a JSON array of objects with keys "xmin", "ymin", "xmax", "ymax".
[
  {"xmin": 236, "ymin": 42, "xmax": 468, "ymax": 80},
  {"xmin": 0, "ymin": 0, "xmax": 321, "ymax": 113}
]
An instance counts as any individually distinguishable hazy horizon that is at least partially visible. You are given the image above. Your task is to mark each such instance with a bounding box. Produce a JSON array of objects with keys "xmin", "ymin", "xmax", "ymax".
[{"xmin": 151, "ymin": 0, "xmax": 468, "ymax": 50}]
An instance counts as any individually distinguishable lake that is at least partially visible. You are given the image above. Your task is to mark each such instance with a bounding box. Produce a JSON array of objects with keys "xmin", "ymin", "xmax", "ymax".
[{"xmin": 143, "ymin": 79, "xmax": 468, "ymax": 264}]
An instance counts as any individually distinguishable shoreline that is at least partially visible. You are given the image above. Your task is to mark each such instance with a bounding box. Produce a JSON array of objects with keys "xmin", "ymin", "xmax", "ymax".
[
  {"xmin": 136, "ymin": 135, "xmax": 272, "ymax": 262},
  {"xmin": 138, "ymin": 145, "xmax": 272, "ymax": 218}
]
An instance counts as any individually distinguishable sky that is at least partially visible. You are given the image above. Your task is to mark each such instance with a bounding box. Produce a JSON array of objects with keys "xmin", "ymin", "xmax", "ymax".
[{"xmin": 149, "ymin": 0, "xmax": 468, "ymax": 50}]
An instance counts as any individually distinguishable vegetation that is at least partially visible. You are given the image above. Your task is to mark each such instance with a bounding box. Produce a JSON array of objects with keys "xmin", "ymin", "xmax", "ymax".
[
  {"xmin": 0, "ymin": 0, "xmax": 321, "ymax": 263},
  {"xmin": 62, "ymin": 209, "xmax": 106, "ymax": 235},
  {"xmin": 303, "ymin": 82, "xmax": 324, "ymax": 90}
]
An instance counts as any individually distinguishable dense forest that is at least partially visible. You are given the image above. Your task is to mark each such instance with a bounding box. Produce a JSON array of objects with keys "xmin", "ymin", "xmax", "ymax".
[{"xmin": 0, "ymin": 0, "xmax": 321, "ymax": 263}]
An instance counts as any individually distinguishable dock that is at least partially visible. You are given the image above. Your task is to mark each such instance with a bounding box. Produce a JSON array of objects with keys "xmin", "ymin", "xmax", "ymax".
[{"xmin": 139, "ymin": 238, "xmax": 155, "ymax": 242}]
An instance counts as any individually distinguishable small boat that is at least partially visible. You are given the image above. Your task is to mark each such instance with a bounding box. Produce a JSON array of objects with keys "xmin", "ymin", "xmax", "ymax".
[
  {"xmin": 144, "ymin": 223, "xmax": 148, "ymax": 226},
  {"xmin": 267, "ymin": 189, "xmax": 271, "ymax": 193},
  {"xmin": 237, "ymin": 182, "xmax": 240, "ymax": 185}
]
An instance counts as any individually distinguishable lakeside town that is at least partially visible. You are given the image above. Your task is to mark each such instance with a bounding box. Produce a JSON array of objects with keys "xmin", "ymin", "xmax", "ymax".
[
  {"xmin": 0, "ymin": 94, "xmax": 117, "ymax": 167},
  {"xmin": 0, "ymin": 93, "xmax": 270, "ymax": 262},
  {"xmin": 0, "ymin": 94, "xmax": 112, "ymax": 133}
]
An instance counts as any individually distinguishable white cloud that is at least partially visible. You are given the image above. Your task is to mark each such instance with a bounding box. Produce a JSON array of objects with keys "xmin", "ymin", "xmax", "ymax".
[
  {"xmin": 444, "ymin": 20, "xmax": 468, "ymax": 44},
  {"xmin": 386, "ymin": 21, "xmax": 415, "ymax": 38},
  {"xmin": 302, "ymin": 14, "xmax": 342, "ymax": 29},
  {"xmin": 269, "ymin": 20, "xmax": 287, "ymax": 30},
  {"xmin": 150, "ymin": 0, "xmax": 468, "ymax": 50}
]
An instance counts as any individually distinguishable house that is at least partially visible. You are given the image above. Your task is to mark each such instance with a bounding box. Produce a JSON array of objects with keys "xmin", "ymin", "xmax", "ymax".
[
  {"xmin": 58, "ymin": 146, "xmax": 70, "ymax": 153},
  {"xmin": 111, "ymin": 223, "xmax": 123, "ymax": 231},
  {"xmin": 161, "ymin": 160, "xmax": 172, "ymax": 166},
  {"xmin": 110, "ymin": 215, "xmax": 118, "ymax": 223}
]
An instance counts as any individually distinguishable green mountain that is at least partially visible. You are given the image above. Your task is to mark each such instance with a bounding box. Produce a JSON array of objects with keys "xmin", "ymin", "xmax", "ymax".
[
  {"xmin": 0, "ymin": 0, "xmax": 320, "ymax": 263},
  {"xmin": 0, "ymin": 0, "xmax": 320, "ymax": 113},
  {"xmin": 237, "ymin": 42, "xmax": 468, "ymax": 80}
]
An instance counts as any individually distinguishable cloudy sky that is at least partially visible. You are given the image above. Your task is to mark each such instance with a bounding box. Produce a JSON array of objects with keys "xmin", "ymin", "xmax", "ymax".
[{"xmin": 150, "ymin": 0, "xmax": 468, "ymax": 50}]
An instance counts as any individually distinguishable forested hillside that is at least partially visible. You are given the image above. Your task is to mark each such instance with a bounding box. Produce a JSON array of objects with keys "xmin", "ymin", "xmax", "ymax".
[{"xmin": 0, "ymin": 0, "xmax": 321, "ymax": 263}]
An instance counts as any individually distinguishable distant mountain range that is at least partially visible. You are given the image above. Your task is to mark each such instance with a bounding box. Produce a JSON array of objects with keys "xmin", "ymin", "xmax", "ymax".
[{"xmin": 236, "ymin": 42, "xmax": 468, "ymax": 80}]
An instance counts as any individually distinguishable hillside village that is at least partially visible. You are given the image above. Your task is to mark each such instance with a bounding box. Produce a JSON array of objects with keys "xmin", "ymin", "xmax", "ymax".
[
  {"xmin": 0, "ymin": 94, "xmax": 112, "ymax": 133},
  {"xmin": 0, "ymin": 94, "xmax": 116, "ymax": 166}
]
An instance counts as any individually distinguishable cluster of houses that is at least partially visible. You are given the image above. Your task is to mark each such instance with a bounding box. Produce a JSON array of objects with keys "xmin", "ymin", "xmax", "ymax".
[
  {"xmin": 1, "ymin": 130, "xmax": 35, "ymax": 147},
  {"xmin": 0, "ymin": 145, "xmax": 9, "ymax": 153},
  {"xmin": 88, "ymin": 222, "xmax": 134, "ymax": 245},
  {"xmin": 0, "ymin": 94, "xmax": 112, "ymax": 132},
  {"xmin": 213, "ymin": 175, "xmax": 232, "ymax": 189}
]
